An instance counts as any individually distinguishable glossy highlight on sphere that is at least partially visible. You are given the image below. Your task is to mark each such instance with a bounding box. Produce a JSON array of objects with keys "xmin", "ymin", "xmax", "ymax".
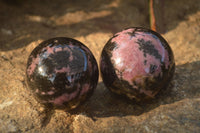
[
  {"xmin": 26, "ymin": 37, "xmax": 99, "ymax": 110},
  {"xmin": 100, "ymin": 27, "xmax": 175, "ymax": 101}
]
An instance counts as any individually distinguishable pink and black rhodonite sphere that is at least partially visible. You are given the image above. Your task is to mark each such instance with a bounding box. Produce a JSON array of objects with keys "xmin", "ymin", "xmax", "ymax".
[
  {"xmin": 100, "ymin": 27, "xmax": 175, "ymax": 101},
  {"xmin": 26, "ymin": 37, "xmax": 99, "ymax": 110}
]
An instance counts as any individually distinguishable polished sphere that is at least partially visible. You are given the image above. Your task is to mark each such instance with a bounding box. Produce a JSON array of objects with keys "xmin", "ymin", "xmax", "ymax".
[
  {"xmin": 26, "ymin": 37, "xmax": 99, "ymax": 110},
  {"xmin": 100, "ymin": 27, "xmax": 175, "ymax": 101}
]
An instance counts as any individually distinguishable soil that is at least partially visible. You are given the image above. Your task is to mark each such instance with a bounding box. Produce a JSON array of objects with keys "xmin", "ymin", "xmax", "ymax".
[{"xmin": 0, "ymin": 0, "xmax": 200, "ymax": 132}]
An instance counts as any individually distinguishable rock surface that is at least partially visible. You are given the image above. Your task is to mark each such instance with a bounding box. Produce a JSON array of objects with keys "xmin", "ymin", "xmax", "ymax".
[{"xmin": 0, "ymin": 0, "xmax": 200, "ymax": 132}]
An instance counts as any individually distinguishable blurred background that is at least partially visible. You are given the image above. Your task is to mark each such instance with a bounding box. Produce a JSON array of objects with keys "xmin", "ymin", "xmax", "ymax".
[{"xmin": 1, "ymin": 0, "xmax": 200, "ymax": 51}]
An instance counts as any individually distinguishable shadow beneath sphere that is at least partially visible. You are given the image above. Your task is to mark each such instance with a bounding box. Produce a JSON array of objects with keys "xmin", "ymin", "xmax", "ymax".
[{"xmin": 70, "ymin": 61, "xmax": 200, "ymax": 118}]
